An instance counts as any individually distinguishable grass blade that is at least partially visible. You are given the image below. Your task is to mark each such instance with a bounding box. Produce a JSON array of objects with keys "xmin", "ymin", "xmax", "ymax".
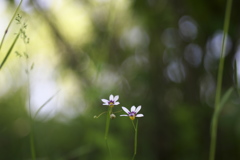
[
  {"xmin": 33, "ymin": 90, "xmax": 60, "ymax": 119},
  {"xmin": 0, "ymin": 32, "xmax": 20, "ymax": 69},
  {"xmin": 0, "ymin": 0, "xmax": 23, "ymax": 52},
  {"xmin": 217, "ymin": 87, "xmax": 234, "ymax": 114},
  {"xmin": 209, "ymin": 0, "xmax": 232, "ymax": 160}
]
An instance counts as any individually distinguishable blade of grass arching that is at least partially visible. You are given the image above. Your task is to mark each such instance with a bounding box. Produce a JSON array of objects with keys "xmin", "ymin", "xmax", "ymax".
[
  {"xmin": 209, "ymin": 0, "xmax": 232, "ymax": 160},
  {"xmin": 29, "ymin": 90, "xmax": 60, "ymax": 160},
  {"xmin": 0, "ymin": 32, "xmax": 20, "ymax": 69},
  {"xmin": 33, "ymin": 90, "xmax": 60, "ymax": 119},
  {"xmin": 210, "ymin": 87, "xmax": 233, "ymax": 160},
  {"xmin": 234, "ymin": 60, "xmax": 237, "ymax": 86},
  {"xmin": 234, "ymin": 60, "xmax": 240, "ymax": 97},
  {"xmin": 0, "ymin": 0, "xmax": 23, "ymax": 52},
  {"xmin": 217, "ymin": 87, "xmax": 234, "ymax": 114}
]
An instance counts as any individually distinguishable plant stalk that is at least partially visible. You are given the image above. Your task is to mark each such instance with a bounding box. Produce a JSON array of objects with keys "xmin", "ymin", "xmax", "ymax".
[
  {"xmin": 105, "ymin": 107, "xmax": 112, "ymax": 159},
  {"xmin": 209, "ymin": 0, "xmax": 232, "ymax": 160},
  {"xmin": 132, "ymin": 119, "xmax": 138, "ymax": 160},
  {"xmin": 27, "ymin": 62, "xmax": 36, "ymax": 160}
]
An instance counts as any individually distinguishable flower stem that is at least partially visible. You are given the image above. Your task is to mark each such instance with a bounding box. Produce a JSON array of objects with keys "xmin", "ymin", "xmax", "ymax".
[
  {"xmin": 105, "ymin": 107, "xmax": 112, "ymax": 139},
  {"xmin": 132, "ymin": 119, "xmax": 138, "ymax": 160},
  {"xmin": 30, "ymin": 124, "xmax": 36, "ymax": 160},
  {"xmin": 105, "ymin": 107, "xmax": 112, "ymax": 159},
  {"xmin": 209, "ymin": 0, "xmax": 232, "ymax": 160},
  {"xmin": 27, "ymin": 66, "xmax": 36, "ymax": 160}
]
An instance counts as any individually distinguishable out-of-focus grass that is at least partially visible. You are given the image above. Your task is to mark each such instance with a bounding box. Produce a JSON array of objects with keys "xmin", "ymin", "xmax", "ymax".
[{"xmin": 0, "ymin": 0, "xmax": 240, "ymax": 160}]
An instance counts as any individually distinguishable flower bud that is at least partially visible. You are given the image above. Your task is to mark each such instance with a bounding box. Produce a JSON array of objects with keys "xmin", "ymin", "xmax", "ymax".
[{"xmin": 110, "ymin": 114, "xmax": 116, "ymax": 119}]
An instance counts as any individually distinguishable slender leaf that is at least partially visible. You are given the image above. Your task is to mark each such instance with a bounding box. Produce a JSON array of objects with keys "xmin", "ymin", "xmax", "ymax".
[
  {"xmin": 217, "ymin": 87, "xmax": 234, "ymax": 114},
  {"xmin": 0, "ymin": 33, "xmax": 20, "ymax": 69},
  {"xmin": 0, "ymin": 0, "xmax": 23, "ymax": 52},
  {"xmin": 33, "ymin": 90, "xmax": 60, "ymax": 119},
  {"xmin": 209, "ymin": 0, "xmax": 232, "ymax": 159}
]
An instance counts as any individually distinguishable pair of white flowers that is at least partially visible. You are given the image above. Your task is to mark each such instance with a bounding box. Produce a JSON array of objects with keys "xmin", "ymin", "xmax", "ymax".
[{"xmin": 101, "ymin": 94, "xmax": 144, "ymax": 120}]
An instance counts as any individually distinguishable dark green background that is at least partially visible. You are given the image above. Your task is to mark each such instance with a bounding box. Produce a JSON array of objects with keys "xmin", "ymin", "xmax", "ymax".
[{"xmin": 1, "ymin": 0, "xmax": 240, "ymax": 159}]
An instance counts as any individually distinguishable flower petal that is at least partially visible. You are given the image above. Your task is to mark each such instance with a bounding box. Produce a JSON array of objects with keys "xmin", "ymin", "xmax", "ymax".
[
  {"xmin": 114, "ymin": 102, "xmax": 120, "ymax": 105},
  {"xmin": 135, "ymin": 105, "xmax": 141, "ymax": 113},
  {"xmin": 113, "ymin": 95, "xmax": 119, "ymax": 101},
  {"xmin": 109, "ymin": 94, "xmax": 114, "ymax": 100},
  {"xmin": 136, "ymin": 114, "xmax": 144, "ymax": 117},
  {"xmin": 120, "ymin": 114, "xmax": 128, "ymax": 116},
  {"xmin": 131, "ymin": 106, "xmax": 136, "ymax": 112},
  {"xmin": 122, "ymin": 107, "xmax": 130, "ymax": 114},
  {"xmin": 101, "ymin": 99, "xmax": 109, "ymax": 103}
]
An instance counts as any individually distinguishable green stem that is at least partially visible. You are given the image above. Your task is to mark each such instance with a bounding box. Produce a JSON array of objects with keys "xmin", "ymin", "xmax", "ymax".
[
  {"xmin": 0, "ymin": 0, "xmax": 23, "ymax": 52},
  {"xmin": 105, "ymin": 107, "xmax": 112, "ymax": 140},
  {"xmin": 209, "ymin": 0, "xmax": 232, "ymax": 160},
  {"xmin": 27, "ymin": 63, "xmax": 36, "ymax": 160},
  {"xmin": 30, "ymin": 124, "xmax": 36, "ymax": 160},
  {"xmin": 209, "ymin": 111, "xmax": 219, "ymax": 160},
  {"xmin": 105, "ymin": 137, "xmax": 112, "ymax": 160},
  {"xmin": 132, "ymin": 119, "xmax": 138, "ymax": 160},
  {"xmin": 105, "ymin": 107, "xmax": 112, "ymax": 159}
]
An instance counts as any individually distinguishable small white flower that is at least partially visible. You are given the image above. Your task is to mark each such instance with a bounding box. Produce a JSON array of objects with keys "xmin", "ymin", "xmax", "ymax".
[
  {"xmin": 101, "ymin": 94, "xmax": 120, "ymax": 107},
  {"xmin": 120, "ymin": 105, "xmax": 144, "ymax": 120}
]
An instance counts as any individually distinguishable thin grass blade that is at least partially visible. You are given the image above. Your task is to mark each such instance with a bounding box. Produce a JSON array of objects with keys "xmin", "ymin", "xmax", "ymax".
[
  {"xmin": 209, "ymin": 0, "xmax": 232, "ymax": 160},
  {"xmin": 33, "ymin": 90, "xmax": 60, "ymax": 119},
  {"xmin": 0, "ymin": 0, "xmax": 23, "ymax": 52},
  {"xmin": 0, "ymin": 33, "xmax": 20, "ymax": 69},
  {"xmin": 217, "ymin": 87, "xmax": 234, "ymax": 113}
]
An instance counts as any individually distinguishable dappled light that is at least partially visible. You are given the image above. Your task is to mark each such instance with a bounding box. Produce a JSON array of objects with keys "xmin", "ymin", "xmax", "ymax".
[
  {"xmin": 161, "ymin": 28, "xmax": 180, "ymax": 48},
  {"xmin": 178, "ymin": 16, "xmax": 198, "ymax": 41},
  {"xmin": 207, "ymin": 31, "xmax": 232, "ymax": 59},
  {"xmin": 184, "ymin": 43, "xmax": 202, "ymax": 67},
  {"xmin": 120, "ymin": 26, "xmax": 150, "ymax": 50},
  {"xmin": 0, "ymin": 0, "xmax": 240, "ymax": 160},
  {"xmin": 165, "ymin": 59, "xmax": 186, "ymax": 83}
]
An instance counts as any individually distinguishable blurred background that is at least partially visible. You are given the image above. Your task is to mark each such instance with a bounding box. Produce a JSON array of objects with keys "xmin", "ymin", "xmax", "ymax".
[{"xmin": 0, "ymin": 0, "xmax": 240, "ymax": 159}]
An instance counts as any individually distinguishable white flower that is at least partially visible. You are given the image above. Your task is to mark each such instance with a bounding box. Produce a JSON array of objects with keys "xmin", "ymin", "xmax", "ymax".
[
  {"xmin": 101, "ymin": 94, "xmax": 120, "ymax": 107},
  {"xmin": 120, "ymin": 105, "xmax": 144, "ymax": 120}
]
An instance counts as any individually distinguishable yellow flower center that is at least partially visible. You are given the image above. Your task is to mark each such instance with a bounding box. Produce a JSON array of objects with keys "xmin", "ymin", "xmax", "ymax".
[
  {"xmin": 129, "ymin": 115, "xmax": 135, "ymax": 120},
  {"xmin": 109, "ymin": 102, "xmax": 114, "ymax": 108}
]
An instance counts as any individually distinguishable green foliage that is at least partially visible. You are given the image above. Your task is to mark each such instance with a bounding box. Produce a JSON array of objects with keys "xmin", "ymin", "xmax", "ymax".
[{"xmin": 1, "ymin": 0, "xmax": 240, "ymax": 159}]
